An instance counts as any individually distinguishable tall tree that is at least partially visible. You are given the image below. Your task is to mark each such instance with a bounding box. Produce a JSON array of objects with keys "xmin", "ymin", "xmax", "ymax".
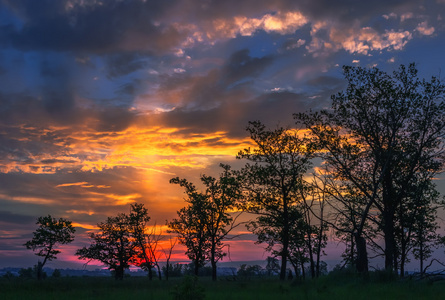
[
  {"xmin": 24, "ymin": 215, "xmax": 76, "ymax": 280},
  {"xmin": 127, "ymin": 203, "xmax": 163, "ymax": 280},
  {"xmin": 167, "ymin": 180, "xmax": 209, "ymax": 277},
  {"xmin": 168, "ymin": 164, "xmax": 241, "ymax": 281},
  {"xmin": 76, "ymin": 213, "xmax": 135, "ymax": 280},
  {"xmin": 297, "ymin": 63, "xmax": 445, "ymax": 273},
  {"xmin": 237, "ymin": 121, "xmax": 313, "ymax": 280}
]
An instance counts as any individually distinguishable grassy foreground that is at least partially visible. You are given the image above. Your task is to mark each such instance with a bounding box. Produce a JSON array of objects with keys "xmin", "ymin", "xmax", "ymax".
[{"xmin": 1, "ymin": 273, "xmax": 445, "ymax": 300}]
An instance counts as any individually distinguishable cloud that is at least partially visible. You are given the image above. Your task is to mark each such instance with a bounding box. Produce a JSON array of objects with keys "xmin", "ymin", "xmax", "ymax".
[
  {"xmin": 209, "ymin": 11, "xmax": 308, "ymax": 39},
  {"xmin": 105, "ymin": 53, "xmax": 149, "ymax": 78},
  {"xmin": 311, "ymin": 25, "xmax": 414, "ymax": 55},
  {"xmin": 0, "ymin": 0, "xmax": 444, "ymax": 268},
  {"xmin": 416, "ymin": 21, "xmax": 435, "ymax": 35},
  {"xmin": 1, "ymin": 0, "xmax": 186, "ymax": 54}
]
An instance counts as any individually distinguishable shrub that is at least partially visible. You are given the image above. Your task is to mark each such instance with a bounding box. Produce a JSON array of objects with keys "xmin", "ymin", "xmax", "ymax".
[{"xmin": 171, "ymin": 276, "xmax": 205, "ymax": 300}]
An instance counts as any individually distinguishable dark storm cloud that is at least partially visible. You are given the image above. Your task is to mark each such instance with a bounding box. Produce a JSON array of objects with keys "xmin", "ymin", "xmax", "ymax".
[
  {"xmin": 222, "ymin": 49, "xmax": 274, "ymax": 86},
  {"xmin": 182, "ymin": 0, "xmax": 421, "ymax": 23},
  {"xmin": 105, "ymin": 52, "xmax": 149, "ymax": 78},
  {"xmin": 1, "ymin": 0, "xmax": 183, "ymax": 54},
  {"xmin": 0, "ymin": 87, "xmax": 137, "ymax": 129},
  {"xmin": 1, "ymin": 0, "xmax": 430, "ymax": 55},
  {"xmin": 96, "ymin": 106, "xmax": 137, "ymax": 131},
  {"xmin": 152, "ymin": 48, "xmax": 274, "ymax": 110},
  {"xmin": 0, "ymin": 211, "xmax": 34, "ymax": 225},
  {"xmin": 154, "ymin": 90, "xmax": 327, "ymax": 138}
]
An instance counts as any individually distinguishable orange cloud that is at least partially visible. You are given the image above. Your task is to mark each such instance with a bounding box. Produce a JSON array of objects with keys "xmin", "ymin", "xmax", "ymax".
[
  {"xmin": 1, "ymin": 123, "xmax": 252, "ymax": 175},
  {"xmin": 211, "ymin": 11, "xmax": 308, "ymax": 39}
]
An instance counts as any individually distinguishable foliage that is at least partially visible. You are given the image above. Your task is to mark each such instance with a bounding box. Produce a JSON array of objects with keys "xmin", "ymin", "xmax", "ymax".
[
  {"xmin": 19, "ymin": 267, "xmax": 34, "ymax": 279},
  {"xmin": 168, "ymin": 164, "xmax": 242, "ymax": 280},
  {"xmin": 76, "ymin": 203, "xmax": 163, "ymax": 280},
  {"xmin": 237, "ymin": 120, "xmax": 314, "ymax": 280},
  {"xmin": 76, "ymin": 213, "xmax": 135, "ymax": 280},
  {"xmin": 237, "ymin": 264, "xmax": 263, "ymax": 277},
  {"xmin": 171, "ymin": 276, "xmax": 205, "ymax": 300},
  {"xmin": 24, "ymin": 215, "xmax": 75, "ymax": 280},
  {"xmin": 296, "ymin": 63, "xmax": 445, "ymax": 273},
  {"xmin": 162, "ymin": 263, "xmax": 184, "ymax": 278},
  {"xmin": 2, "ymin": 274, "xmax": 445, "ymax": 300},
  {"xmin": 51, "ymin": 269, "xmax": 61, "ymax": 278},
  {"xmin": 127, "ymin": 203, "xmax": 163, "ymax": 280},
  {"xmin": 265, "ymin": 256, "xmax": 280, "ymax": 276},
  {"xmin": 2, "ymin": 271, "xmax": 15, "ymax": 280}
]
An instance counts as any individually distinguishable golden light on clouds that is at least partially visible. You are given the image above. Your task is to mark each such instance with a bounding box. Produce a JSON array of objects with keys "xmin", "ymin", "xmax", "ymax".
[
  {"xmin": 1, "ymin": 123, "xmax": 252, "ymax": 175},
  {"xmin": 211, "ymin": 11, "xmax": 308, "ymax": 39}
]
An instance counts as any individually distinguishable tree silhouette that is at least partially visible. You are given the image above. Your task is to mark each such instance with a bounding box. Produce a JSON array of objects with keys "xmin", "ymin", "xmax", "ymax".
[
  {"xmin": 237, "ymin": 121, "xmax": 314, "ymax": 280},
  {"xmin": 168, "ymin": 164, "xmax": 242, "ymax": 280},
  {"xmin": 76, "ymin": 213, "xmax": 135, "ymax": 280},
  {"xmin": 296, "ymin": 63, "xmax": 445, "ymax": 273},
  {"xmin": 127, "ymin": 203, "xmax": 163, "ymax": 280},
  {"xmin": 24, "ymin": 215, "xmax": 75, "ymax": 280}
]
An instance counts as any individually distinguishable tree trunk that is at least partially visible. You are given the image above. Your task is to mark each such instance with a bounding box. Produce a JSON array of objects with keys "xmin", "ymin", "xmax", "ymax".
[
  {"xmin": 115, "ymin": 265, "xmax": 124, "ymax": 280},
  {"xmin": 280, "ymin": 199, "xmax": 289, "ymax": 280},
  {"xmin": 419, "ymin": 235, "xmax": 424, "ymax": 274},
  {"xmin": 194, "ymin": 260, "xmax": 199, "ymax": 276},
  {"xmin": 36, "ymin": 261, "xmax": 43, "ymax": 280},
  {"xmin": 211, "ymin": 240, "xmax": 217, "ymax": 281},
  {"xmin": 156, "ymin": 264, "xmax": 162, "ymax": 280},
  {"xmin": 383, "ymin": 209, "xmax": 396, "ymax": 273},
  {"xmin": 354, "ymin": 233, "xmax": 368, "ymax": 273},
  {"xmin": 211, "ymin": 259, "xmax": 217, "ymax": 281},
  {"xmin": 301, "ymin": 261, "xmax": 306, "ymax": 279},
  {"xmin": 307, "ymin": 234, "xmax": 315, "ymax": 278},
  {"xmin": 148, "ymin": 265, "xmax": 153, "ymax": 280}
]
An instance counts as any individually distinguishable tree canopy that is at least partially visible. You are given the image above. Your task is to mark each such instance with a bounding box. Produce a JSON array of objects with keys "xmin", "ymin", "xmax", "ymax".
[
  {"xmin": 296, "ymin": 63, "xmax": 445, "ymax": 273},
  {"xmin": 24, "ymin": 215, "xmax": 76, "ymax": 280}
]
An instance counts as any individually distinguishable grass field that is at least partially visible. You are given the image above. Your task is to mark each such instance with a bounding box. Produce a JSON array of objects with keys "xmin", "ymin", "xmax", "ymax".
[{"xmin": 1, "ymin": 273, "xmax": 445, "ymax": 300}]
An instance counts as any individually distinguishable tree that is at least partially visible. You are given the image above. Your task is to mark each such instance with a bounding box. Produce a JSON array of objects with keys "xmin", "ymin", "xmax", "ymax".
[
  {"xmin": 168, "ymin": 164, "xmax": 242, "ymax": 281},
  {"xmin": 76, "ymin": 213, "xmax": 135, "ymax": 280},
  {"xmin": 162, "ymin": 236, "xmax": 178, "ymax": 280},
  {"xmin": 237, "ymin": 121, "xmax": 314, "ymax": 280},
  {"xmin": 127, "ymin": 203, "xmax": 163, "ymax": 280},
  {"xmin": 167, "ymin": 181, "xmax": 209, "ymax": 277},
  {"xmin": 395, "ymin": 180, "xmax": 442, "ymax": 275},
  {"xmin": 24, "ymin": 215, "xmax": 75, "ymax": 280},
  {"xmin": 265, "ymin": 256, "xmax": 280, "ymax": 276},
  {"xmin": 296, "ymin": 63, "xmax": 445, "ymax": 273}
]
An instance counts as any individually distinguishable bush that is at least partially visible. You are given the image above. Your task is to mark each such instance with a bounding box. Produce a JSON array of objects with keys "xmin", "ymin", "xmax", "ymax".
[
  {"xmin": 2, "ymin": 271, "xmax": 15, "ymax": 279},
  {"xmin": 52, "ymin": 269, "xmax": 61, "ymax": 278},
  {"xmin": 171, "ymin": 276, "xmax": 205, "ymax": 300}
]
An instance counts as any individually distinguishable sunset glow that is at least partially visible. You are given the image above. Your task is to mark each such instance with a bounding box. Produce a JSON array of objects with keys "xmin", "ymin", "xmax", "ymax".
[{"xmin": 0, "ymin": 0, "xmax": 444, "ymax": 270}]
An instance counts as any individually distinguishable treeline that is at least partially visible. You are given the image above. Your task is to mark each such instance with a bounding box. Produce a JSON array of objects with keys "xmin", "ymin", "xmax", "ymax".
[{"xmin": 24, "ymin": 64, "xmax": 445, "ymax": 281}]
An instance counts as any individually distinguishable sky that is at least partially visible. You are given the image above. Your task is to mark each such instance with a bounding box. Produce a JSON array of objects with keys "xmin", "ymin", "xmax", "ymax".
[{"xmin": 0, "ymin": 0, "xmax": 445, "ymax": 270}]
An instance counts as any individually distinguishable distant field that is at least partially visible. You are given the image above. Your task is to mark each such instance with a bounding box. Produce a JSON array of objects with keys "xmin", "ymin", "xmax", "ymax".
[{"xmin": 1, "ymin": 274, "xmax": 445, "ymax": 300}]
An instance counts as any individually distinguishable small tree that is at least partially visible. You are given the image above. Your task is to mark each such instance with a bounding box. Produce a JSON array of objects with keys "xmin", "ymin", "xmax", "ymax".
[
  {"xmin": 76, "ymin": 214, "xmax": 135, "ymax": 280},
  {"xmin": 127, "ymin": 203, "xmax": 163, "ymax": 280},
  {"xmin": 237, "ymin": 121, "xmax": 314, "ymax": 280},
  {"xmin": 162, "ymin": 237, "xmax": 178, "ymax": 280},
  {"xmin": 168, "ymin": 164, "xmax": 242, "ymax": 281},
  {"xmin": 167, "ymin": 186, "xmax": 209, "ymax": 277},
  {"xmin": 24, "ymin": 215, "xmax": 75, "ymax": 280}
]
